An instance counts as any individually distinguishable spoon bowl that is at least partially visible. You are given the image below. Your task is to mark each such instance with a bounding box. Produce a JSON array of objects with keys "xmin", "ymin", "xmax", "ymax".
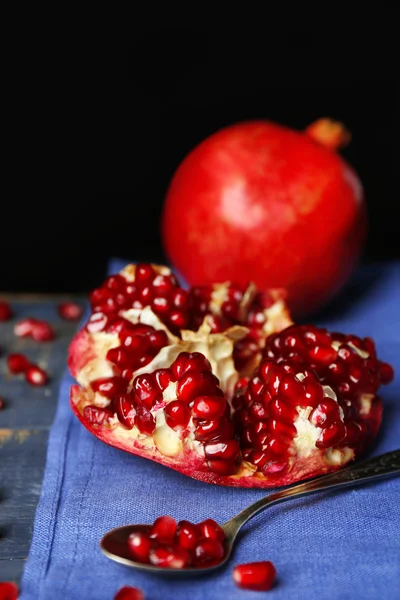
[{"xmin": 100, "ymin": 449, "xmax": 400, "ymax": 575}]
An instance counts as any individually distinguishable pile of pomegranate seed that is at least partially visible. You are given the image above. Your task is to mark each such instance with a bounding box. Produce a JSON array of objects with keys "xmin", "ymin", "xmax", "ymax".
[
  {"xmin": 14, "ymin": 318, "xmax": 55, "ymax": 342},
  {"xmin": 88, "ymin": 263, "xmax": 191, "ymax": 334},
  {"xmin": 0, "ymin": 300, "xmax": 13, "ymax": 321},
  {"xmin": 57, "ymin": 301, "xmax": 83, "ymax": 321},
  {"xmin": 126, "ymin": 515, "xmax": 226, "ymax": 569},
  {"xmin": 114, "ymin": 587, "xmax": 144, "ymax": 600},
  {"xmin": 233, "ymin": 560, "xmax": 277, "ymax": 591}
]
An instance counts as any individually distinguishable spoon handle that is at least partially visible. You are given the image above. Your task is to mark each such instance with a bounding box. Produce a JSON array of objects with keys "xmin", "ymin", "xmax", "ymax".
[{"xmin": 223, "ymin": 449, "xmax": 400, "ymax": 534}]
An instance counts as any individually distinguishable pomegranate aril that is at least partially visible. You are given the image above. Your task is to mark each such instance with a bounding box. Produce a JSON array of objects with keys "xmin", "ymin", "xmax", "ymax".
[
  {"xmin": 119, "ymin": 331, "xmax": 150, "ymax": 353},
  {"xmin": 165, "ymin": 400, "xmax": 190, "ymax": 429},
  {"xmin": 177, "ymin": 370, "xmax": 219, "ymax": 404},
  {"xmin": 134, "ymin": 407, "xmax": 156, "ymax": 434},
  {"xmin": 268, "ymin": 435, "xmax": 289, "ymax": 455},
  {"xmin": 175, "ymin": 520, "xmax": 200, "ymax": 550},
  {"xmin": 149, "ymin": 544, "xmax": 189, "ymax": 569},
  {"xmin": 115, "ymin": 394, "xmax": 136, "ymax": 429},
  {"xmin": 193, "ymin": 418, "xmax": 223, "ymax": 441},
  {"xmin": 267, "ymin": 396, "xmax": 297, "ymax": 423},
  {"xmin": 171, "ymin": 352, "xmax": 190, "ymax": 378},
  {"xmin": 133, "ymin": 374, "xmax": 159, "ymax": 407},
  {"xmin": 91, "ymin": 376, "xmax": 127, "ymax": 399},
  {"xmin": 114, "ymin": 586, "xmax": 144, "ymax": 600},
  {"xmin": 152, "ymin": 274, "xmax": 176, "ymax": 294},
  {"xmin": 169, "ymin": 310, "xmax": 189, "ymax": 329},
  {"xmin": 127, "ymin": 530, "xmax": 151, "ymax": 562},
  {"xmin": 148, "ymin": 330, "xmax": 169, "ymax": 351},
  {"xmin": 207, "ymin": 459, "xmax": 237, "ymax": 475},
  {"xmin": 154, "ymin": 368, "xmax": 175, "ymax": 390},
  {"xmin": 84, "ymin": 405, "xmax": 113, "ymax": 425},
  {"xmin": 0, "ymin": 300, "xmax": 13, "ymax": 321},
  {"xmin": 0, "ymin": 582, "xmax": 19, "ymax": 600},
  {"xmin": 279, "ymin": 374, "xmax": 304, "ymax": 403},
  {"xmin": 25, "ymin": 365, "xmax": 48, "ymax": 386},
  {"xmin": 197, "ymin": 519, "xmax": 225, "ymax": 542},
  {"xmin": 233, "ymin": 560, "xmax": 277, "ymax": 591},
  {"xmin": 7, "ymin": 353, "xmax": 31, "ymax": 374},
  {"xmin": 136, "ymin": 263, "xmax": 155, "ymax": 283},
  {"xmin": 183, "ymin": 352, "xmax": 212, "ymax": 374},
  {"xmin": 308, "ymin": 344, "xmax": 338, "ymax": 365},
  {"xmin": 172, "ymin": 289, "xmax": 190, "ymax": 310},
  {"xmin": 14, "ymin": 318, "xmax": 37, "ymax": 337},
  {"xmin": 194, "ymin": 538, "xmax": 225, "ymax": 566},
  {"xmin": 267, "ymin": 419, "xmax": 296, "ymax": 439},
  {"xmin": 310, "ymin": 398, "xmax": 341, "ymax": 428},
  {"xmin": 379, "ymin": 362, "xmax": 394, "ymax": 384},
  {"xmin": 149, "ymin": 515, "xmax": 177, "ymax": 544},
  {"xmin": 85, "ymin": 312, "xmax": 110, "ymax": 332},
  {"xmin": 249, "ymin": 401, "xmax": 269, "ymax": 421},
  {"xmin": 57, "ymin": 301, "xmax": 83, "ymax": 320},
  {"xmin": 106, "ymin": 346, "xmax": 131, "ymax": 369},
  {"xmin": 316, "ymin": 420, "xmax": 346, "ymax": 448},
  {"xmin": 31, "ymin": 320, "xmax": 56, "ymax": 342},
  {"xmin": 192, "ymin": 396, "xmax": 226, "ymax": 419},
  {"xmin": 204, "ymin": 440, "xmax": 240, "ymax": 461},
  {"xmin": 152, "ymin": 296, "xmax": 170, "ymax": 313}
]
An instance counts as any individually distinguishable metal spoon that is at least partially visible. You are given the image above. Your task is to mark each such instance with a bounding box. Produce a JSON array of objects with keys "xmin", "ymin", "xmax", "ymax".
[{"xmin": 100, "ymin": 448, "xmax": 400, "ymax": 574}]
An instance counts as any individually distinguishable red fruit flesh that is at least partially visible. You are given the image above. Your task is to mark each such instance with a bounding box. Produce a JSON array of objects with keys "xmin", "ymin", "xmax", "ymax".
[
  {"xmin": 0, "ymin": 300, "xmax": 13, "ymax": 321},
  {"xmin": 7, "ymin": 353, "xmax": 31, "ymax": 374},
  {"xmin": 58, "ymin": 301, "xmax": 83, "ymax": 320},
  {"xmin": 161, "ymin": 119, "xmax": 366, "ymax": 317},
  {"xmin": 68, "ymin": 263, "xmax": 394, "ymax": 488},
  {"xmin": 114, "ymin": 587, "xmax": 144, "ymax": 600},
  {"xmin": 31, "ymin": 320, "xmax": 55, "ymax": 342},
  {"xmin": 233, "ymin": 561, "xmax": 277, "ymax": 591}
]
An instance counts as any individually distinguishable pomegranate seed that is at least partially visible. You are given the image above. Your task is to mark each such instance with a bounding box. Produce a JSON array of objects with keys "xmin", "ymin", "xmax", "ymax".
[
  {"xmin": 194, "ymin": 419, "xmax": 224, "ymax": 441},
  {"xmin": 154, "ymin": 368, "xmax": 175, "ymax": 390},
  {"xmin": 233, "ymin": 560, "xmax": 277, "ymax": 591},
  {"xmin": 152, "ymin": 296, "xmax": 170, "ymax": 313},
  {"xmin": 379, "ymin": 362, "xmax": 394, "ymax": 384},
  {"xmin": 91, "ymin": 376, "xmax": 127, "ymax": 399},
  {"xmin": 267, "ymin": 397, "xmax": 297, "ymax": 423},
  {"xmin": 308, "ymin": 344, "xmax": 338, "ymax": 365},
  {"xmin": 84, "ymin": 405, "xmax": 113, "ymax": 424},
  {"xmin": 191, "ymin": 396, "xmax": 226, "ymax": 419},
  {"xmin": 14, "ymin": 317, "xmax": 38, "ymax": 337},
  {"xmin": 206, "ymin": 459, "xmax": 237, "ymax": 475},
  {"xmin": 310, "ymin": 398, "xmax": 341, "ymax": 428},
  {"xmin": 30, "ymin": 320, "xmax": 55, "ymax": 342},
  {"xmin": 0, "ymin": 300, "xmax": 13, "ymax": 321},
  {"xmin": 133, "ymin": 374, "xmax": 159, "ymax": 408},
  {"xmin": 148, "ymin": 330, "xmax": 169, "ymax": 351},
  {"xmin": 152, "ymin": 274, "xmax": 176, "ymax": 294},
  {"xmin": 106, "ymin": 346, "xmax": 131, "ymax": 369},
  {"xmin": 266, "ymin": 419, "xmax": 296, "ymax": 439},
  {"xmin": 0, "ymin": 581, "xmax": 19, "ymax": 600},
  {"xmin": 177, "ymin": 370, "xmax": 219, "ymax": 404},
  {"xmin": 183, "ymin": 353, "xmax": 212, "ymax": 374},
  {"xmin": 120, "ymin": 331, "xmax": 150, "ymax": 354},
  {"xmin": 169, "ymin": 310, "xmax": 189, "ymax": 329},
  {"xmin": 149, "ymin": 515, "xmax": 177, "ymax": 544},
  {"xmin": 204, "ymin": 440, "xmax": 240, "ymax": 461},
  {"xmin": 85, "ymin": 312, "xmax": 110, "ymax": 332},
  {"xmin": 197, "ymin": 519, "xmax": 225, "ymax": 542},
  {"xmin": 316, "ymin": 420, "xmax": 346, "ymax": 448},
  {"xmin": 176, "ymin": 520, "xmax": 200, "ymax": 550},
  {"xmin": 57, "ymin": 301, "xmax": 83, "ymax": 320},
  {"xmin": 114, "ymin": 586, "xmax": 144, "ymax": 600},
  {"xmin": 171, "ymin": 352, "xmax": 191, "ymax": 378},
  {"xmin": 7, "ymin": 353, "xmax": 31, "ymax": 374},
  {"xmin": 134, "ymin": 407, "xmax": 156, "ymax": 434},
  {"xmin": 127, "ymin": 530, "xmax": 152, "ymax": 563},
  {"xmin": 164, "ymin": 400, "xmax": 190, "ymax": 429},
  {"xmin": 172, "ymin": 289, "xmax": 190, "ymax": 310},
  {"xmin": 149, "ymin": 544, "xmax": 189, "ymax": 568},
  {"xmin": 278, "ymin": 374, "xmax": 304, "ymax": 403},
  {"xmin": 194, "ymin": 538, "xmax": 225, "ymax": 565},
  {"xmin": 115, "ymin": 394, "xmax": 136, "ymax": 428},
  {"xmin": 25, "ymin": 365, "xmax": 48, "ymax": 386},
  {"xmin": 136, "ymin": 263, "xmax": 155, "ymax": 283}
]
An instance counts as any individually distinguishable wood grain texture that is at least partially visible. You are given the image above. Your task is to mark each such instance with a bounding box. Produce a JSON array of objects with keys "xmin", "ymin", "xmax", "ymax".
[{"xmin": 0, "ymin": 295, "xmax": 85, "ymax": 584}]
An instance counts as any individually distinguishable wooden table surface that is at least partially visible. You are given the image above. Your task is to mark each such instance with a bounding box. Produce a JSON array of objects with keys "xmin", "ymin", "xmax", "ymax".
[{"xmin": 0, "ymin": 294, "xmax": 86, "ymax": 585}]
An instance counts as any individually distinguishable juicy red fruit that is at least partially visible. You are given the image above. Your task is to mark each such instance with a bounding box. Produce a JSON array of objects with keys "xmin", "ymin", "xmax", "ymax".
[
  {"xmin": 7, "ymin": 352, "xmax": 31, "ymax": 374},
  {"xmin": 0, "ymin": 300, "xmax": 13, "ymax": 321},
  {"xmin": 161, "ymin": 118, "xmax": 366, "ymax": 317},
  {"xmin": 0, "ymin": 582, "xmax": 19, "ymax": 600},
  {"xmin": 25, "ymin": 364, "xmax": 48, "ymax": 386},
  {"xmin": 233, "ymin": 561, "xmax": 277, "ymax": 591},
  {"xmin": 58, "ymin": 301, "xmax": 83, "ymax": 320}
]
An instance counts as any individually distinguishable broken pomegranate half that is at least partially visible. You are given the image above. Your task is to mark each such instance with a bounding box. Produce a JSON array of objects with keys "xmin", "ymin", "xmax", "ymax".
[{"xmin": 69, "ymin": 263, "xmax": 394, "ymax": 488}]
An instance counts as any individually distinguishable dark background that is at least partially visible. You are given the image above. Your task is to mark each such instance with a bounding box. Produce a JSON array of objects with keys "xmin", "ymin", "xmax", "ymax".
[{"xmin": 1, "ymin": 27, "xmax": 398, "ymax": 293}]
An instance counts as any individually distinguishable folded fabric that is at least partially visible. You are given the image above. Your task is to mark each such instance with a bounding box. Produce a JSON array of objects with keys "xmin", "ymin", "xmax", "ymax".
[{"xmin": 20, "ymin": 260, "xmax": 400, "ymax": 600}]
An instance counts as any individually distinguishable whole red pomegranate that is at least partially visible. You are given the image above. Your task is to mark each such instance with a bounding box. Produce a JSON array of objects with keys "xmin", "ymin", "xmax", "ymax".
[
  {"xmin": 68, "ymin": 263, "xmax": 394, "ymax": 488},
  {"xmin": 161, "ymin": 118, "xmax": 367, "ymax": 317}
]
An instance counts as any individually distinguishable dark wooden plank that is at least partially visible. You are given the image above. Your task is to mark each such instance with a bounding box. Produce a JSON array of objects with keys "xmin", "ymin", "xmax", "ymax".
[{"xmin": 0, "ymin": 295, "xmax": 85, "ymax": 584}]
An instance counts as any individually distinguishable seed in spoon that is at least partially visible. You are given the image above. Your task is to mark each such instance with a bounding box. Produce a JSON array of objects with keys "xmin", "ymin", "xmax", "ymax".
[{"xmin": 126, "ymin": 514, "xmax": 227, "ymax": 569}]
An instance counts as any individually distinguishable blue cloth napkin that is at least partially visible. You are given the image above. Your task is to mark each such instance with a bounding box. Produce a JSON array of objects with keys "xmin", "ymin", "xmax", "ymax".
[{"xmin": 20, "ymin": 260, "xmax": 400, "ymax": 600}]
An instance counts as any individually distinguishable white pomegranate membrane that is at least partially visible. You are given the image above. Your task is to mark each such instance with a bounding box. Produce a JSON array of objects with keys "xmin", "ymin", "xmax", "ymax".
[{"xmin": 69, "ymin": 263, "xmax": 394, "ymax": 488}]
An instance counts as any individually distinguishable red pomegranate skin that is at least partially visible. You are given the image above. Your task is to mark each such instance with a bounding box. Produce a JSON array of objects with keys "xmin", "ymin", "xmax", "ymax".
[{"xmin": 161, "ymin": 120, "xmax": 367, "ymax": 317}]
